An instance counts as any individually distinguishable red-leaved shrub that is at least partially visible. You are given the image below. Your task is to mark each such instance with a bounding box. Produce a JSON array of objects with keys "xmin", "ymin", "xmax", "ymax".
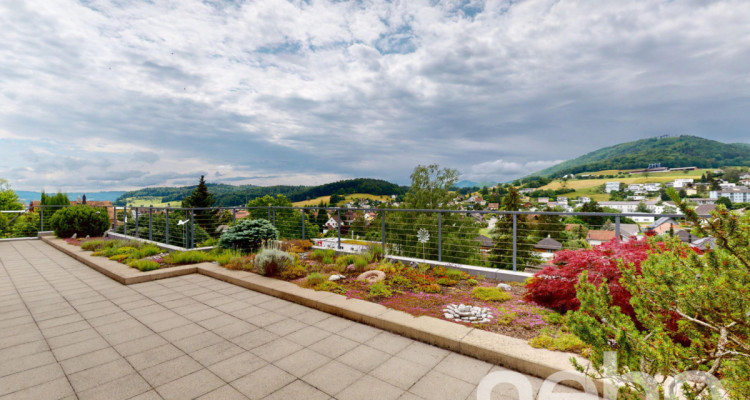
[{"xmin": 524, "ymin": 239, "xmax": 653, "ymax": 317}]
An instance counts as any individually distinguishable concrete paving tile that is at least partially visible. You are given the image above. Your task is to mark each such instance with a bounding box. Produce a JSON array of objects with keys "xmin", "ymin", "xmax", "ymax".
[
  {"xmin": 68, "ymin": 358, "xmax": 135, "ymax": 392},
  {"xmin": 0, "ymin": 351, "xmax": 56, "ymax": 378},
  {"xmin": 231, "ymin": 364, "xmax": 295, "ymax": 400},
  {"xmin": 265, "ymin": 318, "xmax": 307, "ymax": 336},
  {"xmin": 159, "ymin": 322, "xmax": 206, "ymax": 342},
  {"xmin": 308, "ymin": 334, "xmax": 359, "ymax": 359},
  {"xmin": 274, "ymin": 348, "xmax": 331, "ymax": 378},
  {"xmin": 51, "ymin": 336, "xmax": 110, "ymax": 361},
  {"xmin": 338, "ymin": 323, "xmax": 383, "ymax": 343},
  {"xmin": 60, "ymin": 347, "xmax": 122, "ymax": 375},
  {"xmin": 397, "ymin": 341, "xmax": 450, "ymax": 369},
  {"xmin": 302, "ymin": 360, "xmax": 363, "ymax": 396},
  {"xmin": 245, "ymin": 311, "xmax": 286, "ymax": 327},
  {"xmin": 0, "ymin": 331, "xmax": 44, "ymax": 351},
  {"xmin": 0, "ymin": 363, "xmax": 65, "ymax": 396},
  {"xmin": 39, "ymin": 320, "xmax": 91, "ymax": 338},
  {"xmin": 370, "ymin": 356, "xmax": 432, "ymax": 390},
  {"xmin": 230, "ymin": 306, "xmax": 267, "ymax": 321},
  {"xmin": 337, "ymin": 344, "xmax": 392, "ymax": 373},
  {"xmin": 283, "ymin": 325, "xmax": 330, "ymax": 347},
  {"xmin": 155, "ymin": 369, "xmax": 224, "ymax": 400},
  {"xmin": 212, "ymin": 320, "xmax": 256, "ymax": 340},
  {"xmin": 172, "ymin": 330, "xmax": 224, "ymax": 353},
  {"xmin": 114, "ymin": 334, "xmax": 168, "ymax": 357},
  {"xmin": 313, "ymin": 315, "xmax": 356, "ymax": 333},
  {"xmin": 141, "ymin": 354, "xmax": 203, "ymax": 387},
  {"xmin": 46, "ymin": 328, "xmax": 101, "ymax": 349},
  {"xmin": 367, "ymin": 331, "xmax": 413, "ymax": 355},
  {"xmin": 336, "ymin": 374, "xmax": 404, "ymax": 400},
  {"xmin": 251, "ymin": 338, "xmax": 303, "ymax": 362},
  {"xmin": 77, "ymin": 372, "xmax": 151, "ymax": 400},
  {"xmin": 433, "ymin": 352, "xmax": 493, "ymax": 385},
  {"xmin": 196, "ymin": 384, "xmax": 249, "ymax": 400},
  {"xmin": 263, "ymin": 379, "xmax": 330, "ymax": 400},
  {"xmin": 125, "ymin": 343, "xmax": 184, "ymax": 371},
  {"xmin": 189, "ymin": 341, "xmax": 244, "ymax": 367},
  {"xmin": 408, "ymin": 370, "xmax": 475, "ymax": 400},
  {"xmin": 128, "ymin": 390, "xmax": 164, "ymax": 400},
  {"xmin": 0, "ymin": 377, "xmax": 74, "ymax": 400},
  {"xmin": 230, "ymin": 329, "xmax": 279, "ymax": 350},
  {"xmin": 207, "ymin": 352, "xmax": 267, "ymax": 382}
]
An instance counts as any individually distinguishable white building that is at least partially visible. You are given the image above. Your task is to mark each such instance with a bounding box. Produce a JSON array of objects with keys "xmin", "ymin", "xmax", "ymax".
[
  {"xmin": 556, "ymin": 196, "xmax": 569, "ymax": 205},
  {"xmin": 710, "ymin": 188, "xmax": 750, "ymax": 203},
  {"xmin": 673, "ymin": 179, "xmax": 694, "ymax": 189},
  {"xmin": 605, "ymin": 182, "xmax": 621, "ymax": 193}
]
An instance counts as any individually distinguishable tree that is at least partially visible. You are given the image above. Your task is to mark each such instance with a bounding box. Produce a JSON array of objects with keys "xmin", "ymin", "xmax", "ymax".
[
  {"xmin": 579, "ymin": 200, "xmax": 605, "ymax": 227},
  {"xmin": 489, "ymin": 186, "xmax": 540, "ymax": 271},
  {"xmin": 247, "ymin": 194, "xmax": 318, "ymax": 239},
  {"xmin": 182, "ymin": 176, "xmax": 217, "ymax": 235},
  {"xmin": 635, "ymin": 201, "xmax": 650, "ymax": 213},
  {"xmin": 716, "ymin": 196, "xmax": 732, "ymax": 209},
  {"xmin": 567, "ymin": 189, "xmax": 750, "ymax": 399},
  {"xmin": 405, "ymin": 164, "xmax": 459, "ymax": 209},
  {"xmin": 0, "ymin": 179, "xmax": 23, "ymax": 210}
]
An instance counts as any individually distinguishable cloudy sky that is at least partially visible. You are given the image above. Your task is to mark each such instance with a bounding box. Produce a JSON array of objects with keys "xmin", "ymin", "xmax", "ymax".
[{"xmin": 1, "ymin": 0, "xmax": 749, "ymax": 191}]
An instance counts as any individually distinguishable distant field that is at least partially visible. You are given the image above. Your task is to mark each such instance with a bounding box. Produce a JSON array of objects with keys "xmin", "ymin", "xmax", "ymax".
[
  {"xmin": 293, "ymin": 193, "xmax": 392, "ymax": 207},
  {"xmin": 537, "ymin": 168, "xmax": 710, "ymax": 200},
  {"xmin": 124, "ymin": 197, "xmax": 182, "ymax": 207}
]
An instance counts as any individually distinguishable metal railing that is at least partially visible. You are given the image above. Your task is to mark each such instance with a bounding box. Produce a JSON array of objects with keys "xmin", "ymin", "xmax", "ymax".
[{"xmin": 2, "ymin": 204, "xmax": 703, "ymax": 272}]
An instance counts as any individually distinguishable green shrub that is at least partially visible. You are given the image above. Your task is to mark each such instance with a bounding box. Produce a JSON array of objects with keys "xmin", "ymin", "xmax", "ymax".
[
  {"xmin": 108, "ymin": 254, "xmax": 129, "ymax": 262},
  {"xmin": 529, "ymin": 328, "xmax": 589, "ymax": 354},
  {"xmin": 49, "ymin": 205, "xmax": 110, "ymax": 238},
  {"xmin": 367, "ymin": 244, "xmax": 385, "ymax": 261},
  {"xmin": 218, "ymin": 219, "xmax": 278, "ymax": 252},
  {"xmin": 81, "ymin": 239, "xmax": 112, "ymax": 251},
  {"xmin": 419, "ymin": 283, "xmax": 442, "ymax": 293},
  {"xmin": 335, "ymin": 254, "xmax": 358, "ymax": 269},
  {"xmin": 389, "ymin": 275, "xmax": 414, "ymax": 289},
  {"xmin": 305, "ymin": 272, "xmax": 326, "ymax": 286},
  {"xmin": 353, "ymin": 256, "xmax": 368, "ymax": 271},
  {"xmin": 198, "ymin": 237, "xmax": 219, "ymax": 247},
  {"xmin": 310, "ymin": 248, "xmax": 335, "ymax": 262},
  {"xmin": 254, "ymin": 248, "xmax": 293, "ymax": 276},
  {"xmin": 322, "ymin": 255, "xmax": 335, "ymax": 265},
  {"xmin": 127, "ymin": 259, "xmax": 160, "ymax": 271},
  {"xmin": 211, "ymin": 249, "xmax": 242, "ymax": 266},
  {"xmin": 444, "ymin": 268, "xmax": 466, "ymax": 281},
  {"xmin": 467, "ymin": 279, "xmax": 478, "ymax": 286},
  {"xmin": 471, "ymin": 287, "xmax": 512, "ymax": 302},
  {"xmin": 224, "ymin": 255, "xmax": 254, "ymax": 270},
  {"xmin": 126, "ymin": 244, "xmax": 161, "ymax": 261},
  {"xmin": 314, "ymin": 281, "xmax": 347, "ymax": 294},
  {"xmin": 436, "ymin": 278, "xmax": 457, "ymax": 286},
  {"xmin": 367, "ymin": 282, "xmax": 394, "ymax": 299},
  {"xmin": 0, "ymin": 213, "xmax": 9, "ymax": 237},
  {"xmin": 115, "ymin": 246, "xmax": 138, "ymax": 255},
  {"xmin": 164, "ymin": 250, "xmax": 213, "ymax": 265},
  {"xmin": 280, "ymin": 263, "xmax": 307, "ymax": 280}
]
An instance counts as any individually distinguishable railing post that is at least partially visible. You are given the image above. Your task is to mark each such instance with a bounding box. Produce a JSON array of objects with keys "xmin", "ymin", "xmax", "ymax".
[
  {"xmin": 232, "ymin": 208, "xmax": 236, "ymax": 224},
  {"xmin": 381, "ymin": 210, "xmax": 386, "ymax": 251},
  {"xmin": 512, "ymin": 214, "xmax": 517, "ymax": 272},
  {"xmin": 148, "ymin": 206, "xmax": 153, "ymax": 241},
  {"xmin": 301, "ymin": 209, "xmax": 306, "ymax": 240},
  {"xmin": 135, "ymin": 208, "xmax": 139, "ymax": 238},
  {"xmin": 272, "ymin": 208, "xmax": 276, "ymax": 227},
  {"xmin": 190, "ymin": 209, "xmax": 195, "ymax": 249},
  {"xmin": 165, "ymin": 209, "xmax": 170, "ymax": 245},
  {"xmin": 40, "ymin": 207, "xmax": 44, "ymax": 231},
  {"xmin": 438, "ymin": 211, "xmax": 442, "ymax": 262},
  {"xmin": 337, "ymin": 209, "xmax": 341, "ymax": 250},
  {"xmin": 267, "ymin": 206, "xmax": 270, "ymax": 222},
  {"xmin": 113, "ymin": 206, "xmax": 117, "ymax": 231},
  {"xmin": 615, "ymin": 216, "xmax": 621, "ymax": 240}
]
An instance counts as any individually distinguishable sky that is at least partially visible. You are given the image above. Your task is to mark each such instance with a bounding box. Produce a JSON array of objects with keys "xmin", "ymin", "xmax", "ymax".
[{"xmin": 1, "ymin": 0, "xmax": 749, "ymax": 192}]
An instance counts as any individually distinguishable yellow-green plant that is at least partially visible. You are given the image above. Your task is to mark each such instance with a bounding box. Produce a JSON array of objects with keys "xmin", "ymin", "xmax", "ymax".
[{"xmin": 471, "ymin": 287, "xmax": 512, "ymax": 302}]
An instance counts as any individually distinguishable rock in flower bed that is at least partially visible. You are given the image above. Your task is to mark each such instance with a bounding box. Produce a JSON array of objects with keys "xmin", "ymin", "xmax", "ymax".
[{"xmin": 444, "ymin": 304, "xmax": 493, "ymax": 323}]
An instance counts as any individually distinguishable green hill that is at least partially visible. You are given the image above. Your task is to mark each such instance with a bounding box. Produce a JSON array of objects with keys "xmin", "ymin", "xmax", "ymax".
[
  {"xmin": 530, "ymin": 135, "xmax": 750, "ymax": 178},
  {"xmin": 114, "ymin": 178, "xmax": 407, "ymax": 207}
]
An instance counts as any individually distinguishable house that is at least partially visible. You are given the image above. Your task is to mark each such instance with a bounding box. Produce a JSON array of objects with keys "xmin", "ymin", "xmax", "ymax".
[
  {"xmin": 691, "ymin": 237, "xmax": 716, "ymax": 251},
  {"xmin": 674, "ymin": 230, "xmax": 697, "ymax": 243},
  {"xmin": 537, "ymin": 197, "xmax": 549, "ymax": 204},
  {"xmin": 325, "ymin": 216, "xmax": 342, "ymax": 230},
  {"xmin": 618, "ymin": 224, "xmax": 640, "ymax": 241},
  {"xmin": 488, "ymin": 203, "xmax": 499, "ymax": 211},
  {"xmin": 534, "ymin": 236, "xmax": 562, "ymax": 261},
  {"xmin": 474, "ymin": 235, "xmax": 494, "ymax": 259},
  {"xmin": 694, "ymin": 204, "xmax": 717, "ymax": 216},
  {"xmin": 556, "ymin": 197, "xmax": 568, "ymax": 205},
  {"xmin": 605, "ymin": 182, "xmax": 621, "ymax": 194},
  {"xmin": 647, "ymin": 217, "xmax": 680, "ymax": 234},
  {"xmin": 687, "ymin": 198, "xmax": 716, "ymax": 205},
  {"xmin": 586, "ymin": 230, "xmax": 617, "ymax": 246},
  {"xmin": 629, "ymin": 214, "xmax": 655, "ymax": 224},
  {"xmin": 673, "ymin": 179, "xmax": 694, "ymax": 189}
]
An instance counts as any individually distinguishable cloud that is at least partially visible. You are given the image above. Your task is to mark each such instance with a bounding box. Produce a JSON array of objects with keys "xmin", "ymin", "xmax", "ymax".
[{"xmin": 1, "ymin": 0, "xmax": 749, "ymax": 193}]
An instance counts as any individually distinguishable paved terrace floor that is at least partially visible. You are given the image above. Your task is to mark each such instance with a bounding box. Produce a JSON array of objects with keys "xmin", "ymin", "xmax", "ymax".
[{"xmin": 0, "ymin": 240, "xmax": 588, "ymax": 400}]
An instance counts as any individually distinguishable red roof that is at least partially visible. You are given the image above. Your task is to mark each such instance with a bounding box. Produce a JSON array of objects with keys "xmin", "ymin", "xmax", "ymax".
[{"xmin": 586, "ymin": 230, "xmax": 617, "ymax": 241}]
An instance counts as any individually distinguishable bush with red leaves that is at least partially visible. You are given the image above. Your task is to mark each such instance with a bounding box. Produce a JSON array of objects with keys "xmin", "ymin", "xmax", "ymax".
[{"xmin": 524, "ymin": 239, "xmax": 653, "ymax": 317}]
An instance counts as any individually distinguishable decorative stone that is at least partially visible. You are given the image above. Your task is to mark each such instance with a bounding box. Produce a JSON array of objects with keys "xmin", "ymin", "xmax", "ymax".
[
  {"xmin": 70, "ymin": 233, "xmax": 77, "ymax": 239},
  {"xmin": 329, "ymin": 274, "xmax": 344, "ymax": 281},
  {"xmin": 497, "ymin": 283, "xmax": 512, "ymax": 291},
  {"xmin": 442, "ymin": 303, "xmax": 493, "ymax": 324},
  {"xmin": 356, "ymin": 270, "xmax": 386, "ymax": 283},
  {"xmin": 346, "ymin": 264, "xmax": 356, "ymax": 272}
]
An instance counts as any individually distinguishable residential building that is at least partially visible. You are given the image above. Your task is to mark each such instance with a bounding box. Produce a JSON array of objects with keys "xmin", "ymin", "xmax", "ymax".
[
  {"xmin": 537, "ymin": 197, "xmax": 549, "ymax": 204},
  {"xmin": 586, "ymin": 230, "xmax": 617, "ymax": 246},
  {"xmin": 533, "ymin": 236, "xmax": 562, "ymax": 261},
  {"xmin": 673, "ymin": 179, "xmax": 694, "ymax": 189},
  {"xmin": 710, "ymin": 187, "xmax": 750, "ymax": 203},
  {"xmin": 556, "ymin": 196, "xmax": 568, "ymax": 205},
  {"xmin": 687, "ymin": 198, "xmax": 716, "ymax": 205},
  {"xmin": 694, "ymin": 204, "xmax": 717, "ymax": 216},
  {"xmin": 619, "ymin": 224, "xmax": 640, "ymax": 241},
  {"xmin": 605, "ymin": 182, "xmax": 621, "ymax": 193},
  {"xmin": 630, "ymin": 214, "xmax": 655, "ymax": 224},
  {"xmin": 488, "ymin": 203, "xmax": 499, "ymax": 211}
]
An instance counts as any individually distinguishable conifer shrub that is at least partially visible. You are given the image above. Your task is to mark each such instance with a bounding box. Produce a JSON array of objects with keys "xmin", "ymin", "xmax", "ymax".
[
  {"xmin": 218, "ymin": 219, "xmax": 278, "ymax": 253},
  {"xmin": 49, "ymin": 205, "xmax": 110, "ymax": 238},
  {"xmin": 254, "ymin": 247, "xmax": 293, "ymax": 276}
]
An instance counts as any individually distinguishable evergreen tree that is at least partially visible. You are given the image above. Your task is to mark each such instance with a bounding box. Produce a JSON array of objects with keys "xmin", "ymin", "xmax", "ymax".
[
  {"xmin": 489, "ymin": 186, "xmax": 540, "ymax": 271},
  {"xmin": 181, "ymin": 176, "xmax": 217, "ymax": 235}
]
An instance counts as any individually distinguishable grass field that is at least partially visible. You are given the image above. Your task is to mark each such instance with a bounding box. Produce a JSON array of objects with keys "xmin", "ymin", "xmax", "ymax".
[
  {"xmin": 124, "ymin": 197, "xmax": 182, "ymax": 207},
  {"xmin": 292, "ymin": 193, "xmax": 392, "ymax": 207},
  {"xmin": 537, "ymin": 168, "xmax": 708, "ymax": 200}
]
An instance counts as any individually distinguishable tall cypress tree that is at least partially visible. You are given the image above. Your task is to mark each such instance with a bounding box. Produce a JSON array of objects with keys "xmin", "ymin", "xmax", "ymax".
[
  {"xmin": 182, "ymin": 176, "xmax": 217, "ymax": 235},
  {"xmin": 489, "ymin": 186, "xmax": 540, "ymax": 271}
]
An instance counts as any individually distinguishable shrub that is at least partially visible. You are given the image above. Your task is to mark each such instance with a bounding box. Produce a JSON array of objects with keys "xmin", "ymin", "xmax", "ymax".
[
  {"xmin": 367, "ymin": 244, "xmax": 385, "ymax": 261},
  {"xmin": 224, "ymin": 255, "xmax": 255, "ymax": 270},
  {"xmin": 353, "ymin": 256, "xmax": 368, "ymax": 271},
  {"xmin": 0, "ymin": 213, "xmax": 8, "ymax": 237},
  {"xmin": 108, "ymin": 254, "xmax": 129, "ymax": 262},
  {"xmin": 524, "ymin": 239, "xmax": 653, "ymax": 316},
  {"xmin": 529, "ymin": 328, "xmax": 589, "ymax": 354},
  {"xmin": 254, "ymin": 247, "xmax": 293, "ymax": 276},
  {"xmin": 127, "ymin": 244, "xmax": 161, "ymax": 261},
  {"xmin": 49, "ymin": 205, "xmax": 110, "ymax": 238},
  {"xmin": 436, "ymin": 278, "xmax": 457, "ymax": 286},
  {"xmin": 335, "ymin": 254, "xmax": 358, "ymax": 269},
  {"xmin": 164, "ymin": 250, "xmax": 213, "ymax": 265},
  {"xmin": 305, "ymin": 272, "xmax": 326, "ymax": 286},
  {"xmin": 471, "ymin": 287, "xmax": 512, "ymax": 302},
  {"xmin": 281, "ymin": 239, "xmax": 313, "ymax": 252},
  {"xmin": 418, "ymin": 283, "xmax": 442, "ymax": 293},
  {"xmin": 367, "ymin": 282, "xmax": 393, "ymax": 299},
  {"xmin": 322, "ymin": 255, "xmax": 335, "ymax": 265},
  {"xmin": 280, "ymin": 264, "xmax": 307, "ymax": 280},
  {"xmin": 313, "ymin": 281, "xmax": 347, "ymax": 294},
  {"xmin": 389, "ymin": 275, "xmax": 414, "ymax": 289},
  {"xmin": 310, "ymin": 248, "xmax": 335, "ymax": 262},
  {"xmin": 81, "ymin": 239, "xmax": 112, "ymax": 251},
  {"xmin": 467, "ymin": 279, "xmax": 478, "ymax": 286},
  {"xmin": 127, "ymin": 259, "xmax": 160, "ymax": 271},
  {"xmin": 211, "ymin": 249, "xmax": 242, "ymax": 266},
  {"xmin": 444, "ymin": 268, "xmax": 467, "ymax": 281},
  {"xmin": 218, "ymin": 219, "xmax": 278, "ymax": 252},
  {"xmin": 198, "ymin": 237, "xmax": 219, "ymax": 247}
]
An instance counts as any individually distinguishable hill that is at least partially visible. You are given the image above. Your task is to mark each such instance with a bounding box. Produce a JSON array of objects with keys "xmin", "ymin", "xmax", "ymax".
[
  {"xmin": 529, "ymin": 135, "xmax": 750, "ymax": 178},
  {"xmin": 16, "ymin": 191, "xmax": 125, "ymax": 205},
  {"xmin": 114, "ymin": 178, "xmax": 407, "ymax": 206}
]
